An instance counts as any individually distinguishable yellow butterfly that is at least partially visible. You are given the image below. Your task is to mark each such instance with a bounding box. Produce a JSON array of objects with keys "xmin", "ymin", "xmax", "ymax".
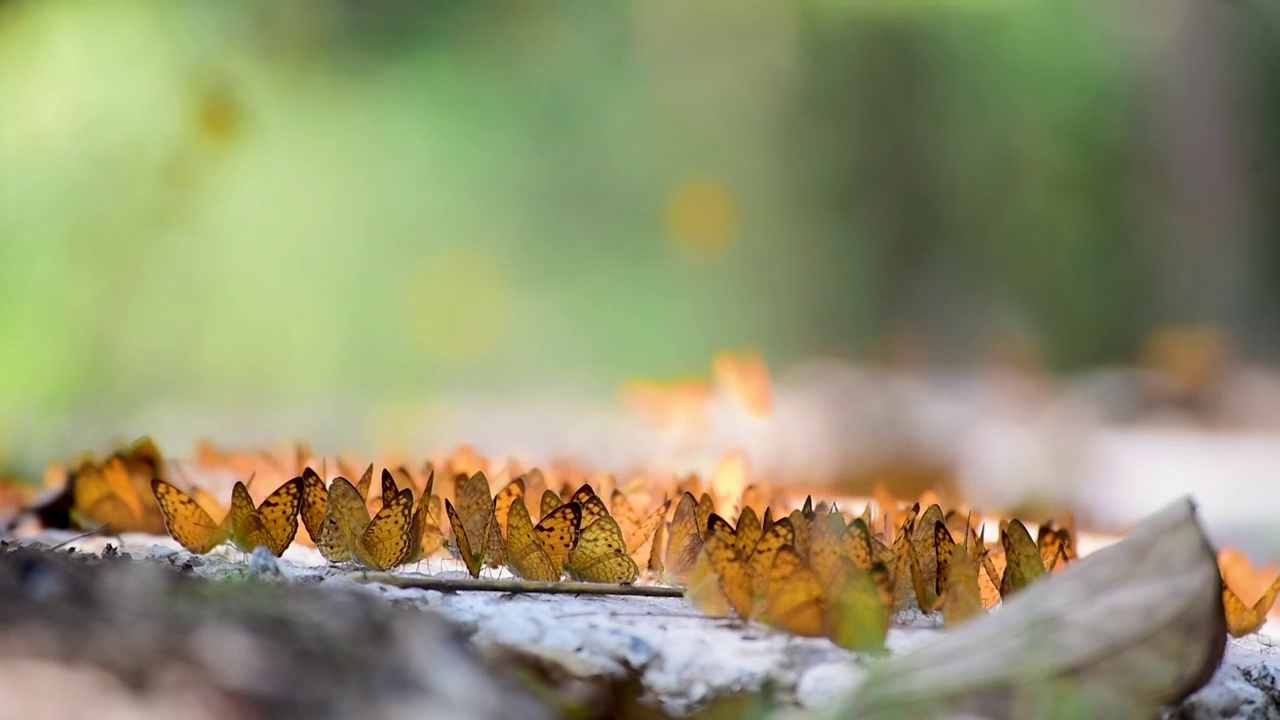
[
  {"xmin": 403, "ymin": 468, "xmax": 444, "ymax": 565},
  {"xmin": 568, "ymin": 484, "xmax": 609, "ymax": 528},
  {"xmin": 504, "ymin": 500, "xmax": 582, "ymax": 581},
  {"xmin": 320, "ymin": 476, "xmax": 413, "ymax": 570},
  {"xmin": 299, "ymin": 467, "xmax": 330, "ymax": 551},
  {"xmin": 940, "ymin": 532, "xmax": 985, "ymax": 628},
  {"xmin": 933, "ymin": 520, "xmax": 957, "ymax": 600},
  {"xmin": 747, "ymin": 516, "xmax": 796, "ymax": 596},
  {"xmin": 446, "ymin": 472, "xmax": 505, "ymax": 577},
  {"xmin": 734, "ymin": 505, "xmax": 763, "ymax": 557},
  {"xmin": 150, "ymin": 478, "xmax": 228, "ymax": 554},
  {"xmin": 85, "ymin": 438, "xmax": 169, "ymax": 535},
  {"xmin": 228, "ymin": 478, "xmax": 303, "ymax": 557},
  {"xmin": 807, "ymin": 511, "xmax": 852, "ymax": 592},
  {"xmin": 492, "ymin": 477, "xmax": 526, "ymax": 537},
  {"xmin": 887, "ymin": 503, "xmax": 921, "ymax": 610},
  {"xmin": 695, "ymin": 492, "xmax": 715, "ymax": 539},
  {"xmin": 762, "ymin": 545, "xmax": 827, "ymax": 638},
  {"xmin": 664, "ymin": 492, "xmax": 704, "ymax": 584},
  {"xmin": 999, "ymin": 519, "xmax": 1047, "ymax": 597},
  {"xmin": 578, "ymin": 496, "xmax": 609, "ymax": 530},
  {"xmin": 1219, "ymin": 549, "xmax": 1280, "ymax": 637},
  {"xmin": 827, "ymin": 559, "xmax": 892, "ymax": 653},
  {"xmin": 567, "ymin": 513, "xmax": 638, "ymax": 584},
  {"xmin": 687, "ymin": 513, "xmax": 752, "ymax": 618},
  {"xmin": 786, "ymin": 508, "xmax": 812, "ymax": 557},
  {"xmin": 539, "ymin": 489, "xmax": 562, "ymax": 521},
  {"xmin": 909, "ymin": 504, "xmax": 946, "ymax": 608},
  {"xmin": 73, "ymin": 457, "xmax": 145, "ymax": 533},
  {"xmin": 72, "ymin": 440, "xmax": 169, "ymax": 535},
  {"xmin": 842, "ymin": 517, "xmax": 874, "ymax": 571},
  {"xmin": 610, "ymin": 490, "xmax": 669, "ymax": 566},
  {"xmin": 352, "ymin": 463, "xmax": 376, "ymax": 513},
  {"xmin": 1036, "ymin": 522, "xmax": 1072, "ymax": 572},
  {"xmin": 456, "ymin": 471, "xmax": 507, "ymax": 569}
]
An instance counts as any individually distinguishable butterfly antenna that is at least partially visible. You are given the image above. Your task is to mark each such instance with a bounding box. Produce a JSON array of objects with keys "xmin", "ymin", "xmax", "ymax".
[{"xmin": 50, "ymin": 526, "xmax": 108, "ymax": 551}]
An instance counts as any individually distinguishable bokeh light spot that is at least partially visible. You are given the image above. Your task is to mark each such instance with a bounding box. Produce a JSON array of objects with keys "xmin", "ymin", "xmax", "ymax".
[
  {"xmin": 663, "ymin": 178, "xmax": 740, "ymax": 256},
  {"xmin": 196, "ymin": 84, "xmax": 241, "ymax": 147}
]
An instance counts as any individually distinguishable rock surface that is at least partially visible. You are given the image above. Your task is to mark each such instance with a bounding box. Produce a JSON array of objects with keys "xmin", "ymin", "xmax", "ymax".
[{"xmin": 4, "ymin": 530, "xmax": 1276, "ymax": 719}]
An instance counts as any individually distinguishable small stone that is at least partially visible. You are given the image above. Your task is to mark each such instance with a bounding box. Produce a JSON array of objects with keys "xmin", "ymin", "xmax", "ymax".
[
  {"xmin": 795, "ymin": 662, "xmax": 865, "ymax": 709},
  {"xmin": 247, "ymin": 547, "xmax": 283, "ymax": 579}
]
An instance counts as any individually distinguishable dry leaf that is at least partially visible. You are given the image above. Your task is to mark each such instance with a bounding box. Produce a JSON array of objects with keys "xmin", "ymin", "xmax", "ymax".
[{"xmin": 843, "ymin": 497, "xmax": 1225, "ymax": 719}]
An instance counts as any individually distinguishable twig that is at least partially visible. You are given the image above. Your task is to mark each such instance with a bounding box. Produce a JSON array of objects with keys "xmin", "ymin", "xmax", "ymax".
[
  {"xmin": 354, "ymin": 572, "xmax": 687, "ymax": 597},
  {"xmin": 50, "ymin": 526, "xmax": 110, "ymax": 551},
  {"xmin": 552, "ymin": 610, "xmax": 733, "ymax": 621}
]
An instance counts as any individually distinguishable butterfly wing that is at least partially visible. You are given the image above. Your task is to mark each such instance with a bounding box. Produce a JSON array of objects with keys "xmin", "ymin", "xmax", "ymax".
[
  {"xmin": 535, "ymin": 502, "xmax": 582, "ymax": 571},
  {"xmin": 446, "ymin": 498, "xmax": 482, "ymax": 578},
  {"xmin": 229, "ymin": 481, "xmax": 274, "ymax": 553},
  {"xmin": 356, "ymin": 488, "xmax": 413, "ymax": 570},
  {"xmin": 151, "ymin": 479, "xmax": 225, "ymax": 554},
  {"xmin": 505, "ymin": 500, "xmax": 559, "ymax": 581},
  {"xmin": 255, "ymin": 477, "xmax": 303, "ymax": 556},
  {"xmin": 567, "ymin": 514, "xmax": 638, "ymax": 584}
]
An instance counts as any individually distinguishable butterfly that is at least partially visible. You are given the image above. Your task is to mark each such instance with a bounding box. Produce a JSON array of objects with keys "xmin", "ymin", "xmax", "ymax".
[
  {"xmin": 999, "ymin": 519, "xmax": 1048, "ymax": 598},
  {"xmin": 539, "ymin": 489, "xmax": 562, "ymax": 521},
  {"xmin": 73, "ymin": 457, "xmax": 147, "ymax": 533},
  {"xmin": 610, "ymin": 490, "xmax": 669, "ymax": 567},
  {"xmin": 492, "ymin": 477, "xmax": 526, "ymax": 537},
  {"xmin": 319, "ymin": 476, "xmax": 413, "ymax": 570},
  {"xmin": 687, "ymin": 513, "xmax": 753, "ymax": 617},
  {"xmin": 568, "ymin": 484, "xmax": 608, "ymax": 528},
  {"xmin": 401, "ymin": 468, "xmax": 444, "ymax": 565},
  {"xmin": 151, "ymin": 478, "xmax": 229, "ymax": 554},
  {"xmin": 938, "ymin": 526, "xmax": 985, "ymax": 628},
  {"xmin": 807, "ymin": 511, "xmax": 853, "ymax": 592},
  {"xmin": 908, "ymin": 504, "xmax": 946, "ymax": 608},
  {"xmin": 664, "ymin": 492, "xmax": 705, "ymax": 584},
  {"xmin": 762, "ymin": 545, "xmax": 827, "ymax": 637},
  {"xmin": 72, "ymin": 439, "xmax": 169, "ymax": 535},
  {"xmin": 504, "ymin": 500, "xmax": 582, "ymax": 581},
  {"xmin": 826, "ymin": 559, "xmax": 892, "ymax": 653},
  {"xmin": 567, "ymin": 513, "xmax": 638, "ymax": 584},
  {"xmin": 687, "ymin": 513, "xmax": 798, "ymax": 619},
  {"xmin": 445, "ymin": 472, "xmax": 505, "ymax": 577},
  {"xmin": 227, "ymin": 478, "xmax": 303, "ymax": 556},
  {"xmin": 734, "ymin": 505, "xmax": 763, "ymax": 557},
  {"xmin": 1219, "ymin": 549, "xmax": 1280, "ymax": 637},
  {"xmin": 299, "ymin": 467, "xmax": 331, "ymax": 551}
]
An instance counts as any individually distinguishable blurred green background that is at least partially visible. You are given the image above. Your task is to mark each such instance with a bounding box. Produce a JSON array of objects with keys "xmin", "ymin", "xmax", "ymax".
[{"xmin": 1, "ymin": 0, "xmax": 1278, "ymax": 465}]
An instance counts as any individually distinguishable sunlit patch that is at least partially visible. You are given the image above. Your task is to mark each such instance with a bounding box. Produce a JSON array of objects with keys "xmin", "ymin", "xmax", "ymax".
[
  {"xmin": 712, "ymin": 349, "xmax": 772, "ymax": 417},
  {"xmin": 619, "ymin": 377, "xmax": 711, "ymax": 436},
  {"xmin": 664, "ymin": 178, "xmax": 740, "ymax": 256},
  {"xmin": 403, "ymin": 250, "xmax": 510, "ymax": 363},
  {"xmin": 1140, "ymin": 325, "xmax": 1231, "ymax": 401},
  {"xmin": 710, "ymin": 450, "xmax": 749, "ymax": 520}
]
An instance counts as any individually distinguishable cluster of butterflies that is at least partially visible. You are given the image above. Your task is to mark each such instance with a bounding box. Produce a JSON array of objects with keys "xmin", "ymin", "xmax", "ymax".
[
  {"xmin": 23, "ymin": 436, "xmax": 1280, "ymax": 645},
  {"xmin": 667, "ymin": 491, "xmax": 1076, "ymax": 652},
  {"xmin": 149, "ymin": 462, "xmax": 664, "ymax": 584}
]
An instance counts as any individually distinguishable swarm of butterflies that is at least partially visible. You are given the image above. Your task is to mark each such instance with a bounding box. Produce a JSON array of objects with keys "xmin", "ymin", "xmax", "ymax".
[
  {"xmin": 671, "ymin": 489, "xmax": 1077, "ymax": 652},
  {"xmin": 18, "ymin": 436, "xmax": 1279, "ymax": 648}
]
